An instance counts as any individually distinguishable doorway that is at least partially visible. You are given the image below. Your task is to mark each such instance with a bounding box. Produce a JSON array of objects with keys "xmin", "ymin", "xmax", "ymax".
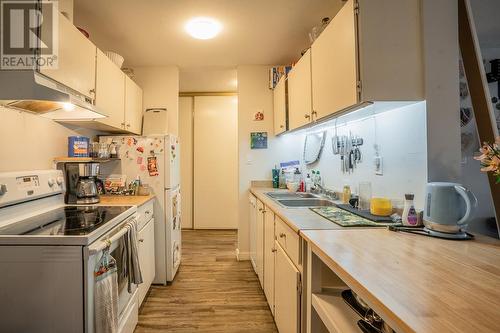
[{"xmin": 179, "ymin": 95, "xmax": 238, "ymax": 229}]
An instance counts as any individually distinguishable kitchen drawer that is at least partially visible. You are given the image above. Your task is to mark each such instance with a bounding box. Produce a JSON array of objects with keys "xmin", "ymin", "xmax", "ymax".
[
  {"xmin": 275, "ymin": 216, "xmax": 300, "ymax": 268},
  {"xmin": 138, "ymin": 200, "xmax": 154, "ymax": 231}
]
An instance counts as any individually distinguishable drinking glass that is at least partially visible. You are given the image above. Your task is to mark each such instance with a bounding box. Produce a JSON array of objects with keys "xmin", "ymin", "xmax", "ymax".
[{"xmin": 358, "ymin": 182, "xmax": 372, "ymax": 210}]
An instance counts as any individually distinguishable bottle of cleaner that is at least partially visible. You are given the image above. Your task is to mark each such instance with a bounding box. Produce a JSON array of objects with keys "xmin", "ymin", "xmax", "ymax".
[
  {"xmin": 402, "ymin": 194, "xmax": 418, "ymax": 226},
  {"xmin": 305, "ymin": 174, "xmax": 312, "ymax": 192}
]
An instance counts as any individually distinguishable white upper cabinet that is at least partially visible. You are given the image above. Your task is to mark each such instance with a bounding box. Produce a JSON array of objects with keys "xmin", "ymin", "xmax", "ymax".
[
  {"xmin": 356, "ymin": 0, "xmax": 423, "ymax": 101},
  {"xmin": 282, "ymin": 0, "xmax": 423, "ymax": 130},
  {"xmin": 288, "ymin": 49, "xmax": 312, "ymax": 131},
  {"xmin": 311, "ymin": 0, "xmax": 358, "ymax": 120},
  {"xmin": 273, "ymin": 76, "xmax": 287, "ymax": 135},
  {"xmin": 40, "ymin": 12, "xmax": 96, "ymax": 100},
  {"xmin": 124, "ymin": 76, "xmax": 144, "ymax": 135},
  {"xmin": 95, "ymin": 49, "xmax": 125, "ymax": 130}
]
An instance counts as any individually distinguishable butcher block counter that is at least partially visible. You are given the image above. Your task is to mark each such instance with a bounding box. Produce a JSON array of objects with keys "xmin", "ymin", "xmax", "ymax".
[
  {"xmin": 99, "ymin": 195, "xmax": 155, "ymax": 206},
  {"xmin": 301, "ymin": 228, "xmax": 500, "ymax": 333}
]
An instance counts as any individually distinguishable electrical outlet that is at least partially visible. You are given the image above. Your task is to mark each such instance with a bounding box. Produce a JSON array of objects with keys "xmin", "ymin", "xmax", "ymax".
[{"xmin": 374, "ymin": 156, "xmax": 383, "ymax": 175}]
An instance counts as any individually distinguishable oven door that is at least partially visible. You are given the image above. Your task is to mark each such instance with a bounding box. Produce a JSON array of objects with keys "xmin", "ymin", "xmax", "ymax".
[{"xmin": 85, "ymin": 218, "xmax": 138, "ymax": 333}]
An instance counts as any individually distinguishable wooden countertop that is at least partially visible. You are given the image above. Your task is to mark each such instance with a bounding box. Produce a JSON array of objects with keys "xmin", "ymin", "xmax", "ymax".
[
  {"xmin": 98, "ymin": 195, "xmax": 155, "ymax": 206},
  {"xmin": 250, "ymin": 187, "xmax": 346, "ymax": 233},
  {"xmin": 301, "ymin": 228, "xmax": 500, "ymax": 333}
]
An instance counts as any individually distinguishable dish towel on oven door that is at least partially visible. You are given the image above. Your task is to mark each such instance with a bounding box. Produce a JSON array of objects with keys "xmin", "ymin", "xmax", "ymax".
[
  {"xmin": 122, "ymin": 218, "xmax": 143, "ymax": 292},
  {"xmin": 94, "ymin": 250, "xmax": 119, "ymax": 333}
]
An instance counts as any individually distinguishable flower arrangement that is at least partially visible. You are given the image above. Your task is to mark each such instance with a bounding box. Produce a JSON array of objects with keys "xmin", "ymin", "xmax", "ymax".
[{"xmin": 475, "ymin": 136, "xmax": 500, "ymax": 183}]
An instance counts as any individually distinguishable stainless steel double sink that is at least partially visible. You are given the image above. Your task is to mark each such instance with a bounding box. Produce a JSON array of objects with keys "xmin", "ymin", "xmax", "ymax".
[{"xmin": 266, "ymin": 192, "xmax": 335, "ymax": 208}]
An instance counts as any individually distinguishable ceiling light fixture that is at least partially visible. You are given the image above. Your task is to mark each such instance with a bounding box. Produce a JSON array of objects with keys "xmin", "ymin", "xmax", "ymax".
[{"xmin": 185, "ymin": 17, "xmax": 222, "ymax": 40}]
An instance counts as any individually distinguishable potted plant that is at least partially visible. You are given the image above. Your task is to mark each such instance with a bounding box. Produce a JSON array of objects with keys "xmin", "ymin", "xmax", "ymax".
[{"xmin": 475, "ymin": 137, "xmax": 500, "ymax": 183}]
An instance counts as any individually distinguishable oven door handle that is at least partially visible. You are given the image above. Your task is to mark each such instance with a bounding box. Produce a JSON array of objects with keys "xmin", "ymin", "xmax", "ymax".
[{"xmin": 88, "ymin": 218, "xmax": 135, "ymax": 255}]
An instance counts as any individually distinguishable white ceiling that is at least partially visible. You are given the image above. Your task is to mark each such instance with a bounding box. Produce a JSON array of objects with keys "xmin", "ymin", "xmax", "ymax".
[{"xmin": 73, "ymin": 0, "xmax": 342, "ymax": 69}]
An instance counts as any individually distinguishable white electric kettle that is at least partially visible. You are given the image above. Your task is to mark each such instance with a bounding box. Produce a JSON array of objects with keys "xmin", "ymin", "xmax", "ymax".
[{"xmin": 423, "ymin": 182, "xmax": 477, "ymax": 234}]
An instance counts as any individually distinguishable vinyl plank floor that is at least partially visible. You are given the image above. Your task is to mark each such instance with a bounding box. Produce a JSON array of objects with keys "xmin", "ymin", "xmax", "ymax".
[{"xmin": 135, "ymin": 230, "xmax": 278, "ymax": 333}]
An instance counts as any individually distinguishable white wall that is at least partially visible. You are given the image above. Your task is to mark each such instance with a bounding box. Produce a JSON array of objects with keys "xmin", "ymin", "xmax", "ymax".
[
  {"xmin": 134, "ymin": 66, "xmax": 179, "ymax": 135},
  {"xmin": 237, "ymin": 65, "xmax": 303, "ymax": 259},
  {"xmin": 180, "ymin": 68, "xmax": 237, "ymax": 92},
  {"xmin": 301, "ymin": 102, "xmax": 428, "ymax": 209},
  {"xmin": 0, "ymin": 107, "xmax": 101, "ymax": 172},
  {"xmin": 422, "ymin": 0, "xmax": 462, "ymax": 182},
  {"xmin": 179, "ymin": 97, "xmax": 194, "ymax": 229}
]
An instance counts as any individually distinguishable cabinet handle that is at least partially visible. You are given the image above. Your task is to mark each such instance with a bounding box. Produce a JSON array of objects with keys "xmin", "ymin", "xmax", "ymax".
[
  {"xmin": 138, "ymin": 239, "xmax": 144, "ymax": 243},
  {"xmin": 279, "ymin": 233, "xmax": 286, "ymax": 238},
  {"xmin": 121, "ymin": 122, "xmax": 125, "ymax": 126},
  {"xmin": 280, "ymin": 125, "xmax": 284, "ymax": 128},
  {"xmin": 272, "ymin": 248, "xmax": 277, "ymax": 253},
  {"xmin": 312, "ymin": 110, "xmax": 317, "ymax": 120},
  {"xmin": 258, "ymin": 208, "xmax": 263, "ymax": 212},
  {"xmin": 304, "ymin": 114, "xmax": 311, "ymax": 119},
  {"xmin": 89, "ymin": 89, "xmax": 95, "ymax": 95},
  {"xmin": 145, "ymin": 210, "xmax": 151, "ymax": 214},
  {"xmin": 261, "ymin": 210, "xmax": 267, "ymax": 213},
  {"xmin": 126, "ymin": 123, "xmax": 131, "ymax": 127}
]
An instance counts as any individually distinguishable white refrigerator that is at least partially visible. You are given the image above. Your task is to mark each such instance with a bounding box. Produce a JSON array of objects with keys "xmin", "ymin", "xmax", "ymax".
[{"xmin": 100, "ymin": 135, "xmax": 181, "ymax": 284}]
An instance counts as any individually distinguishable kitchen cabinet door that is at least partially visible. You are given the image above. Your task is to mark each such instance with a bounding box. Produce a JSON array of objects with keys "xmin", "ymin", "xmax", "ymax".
[
  {"xmin": 124, "ymin": 76, "xmax": 144, "ymax": 135},
  {"xmin": 288, "ymin": 49, "xmax": 313, "ymax": 131},
  {"xmin": 263, "ymin": 207, "xmax": 275, "ymax": 314},
  {"xmin": 137, "ymin": 218, "xmax": 155, "ymax": 306},
  {"xmin": 95, "ymin": 49, "xmax": 126, "ymax": 129},
  {"xmin": 311, "ymin": 0, "xmax": 358, "ymax": 121},
  {"xmin": 249, "ymin": 195, "xmax": 257, "ymax": 273},
  {"xmin": 273, "ymin": 76, "xmax": 287, "ymax": 135},
  {"xmin": 275, "ymin": 242, "xmax": 300, "ymax": 333},
  {"xmin": 40, "ymin": 12, "xmax": 96, "ymax": 99},
  {"xmin": 256, "ymin": 200, "xmax": 265, "ymax": 287}
]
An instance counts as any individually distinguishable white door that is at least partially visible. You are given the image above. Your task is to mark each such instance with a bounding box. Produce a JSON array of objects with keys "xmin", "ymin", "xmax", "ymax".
[{"xmin": 193, "ymin": 96, "xmax": 238, "ymax": 229}]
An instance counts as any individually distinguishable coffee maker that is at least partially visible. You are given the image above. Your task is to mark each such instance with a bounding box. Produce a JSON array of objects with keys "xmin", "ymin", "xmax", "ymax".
[{"xmin": 61, "ymin": 163, "xmax": 100, "ymax": 204}]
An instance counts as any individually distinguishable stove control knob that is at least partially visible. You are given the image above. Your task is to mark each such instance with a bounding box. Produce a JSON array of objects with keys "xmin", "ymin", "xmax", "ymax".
[
  {"xmin": 48, "ymin": 178, "xmax": 55, "ymax": 187},
  {"xmin": 56, "ymin": 176, "xmax": 64, "ymax": 186}
]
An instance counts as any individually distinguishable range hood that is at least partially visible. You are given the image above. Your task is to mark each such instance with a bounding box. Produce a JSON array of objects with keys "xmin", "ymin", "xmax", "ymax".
[{"xmin": 0, "ymin": 70, "xmax": 106, "ymax": 120}]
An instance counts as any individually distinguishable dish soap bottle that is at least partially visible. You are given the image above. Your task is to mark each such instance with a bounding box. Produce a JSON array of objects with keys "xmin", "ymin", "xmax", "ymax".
[{"xmin": 402, "ymin": 194, "xmax": 418, "ymax": 226}]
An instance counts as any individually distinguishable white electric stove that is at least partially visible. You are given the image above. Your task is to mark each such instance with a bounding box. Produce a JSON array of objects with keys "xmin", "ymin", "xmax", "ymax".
[{"xmin": 0, "ymin": 170, "xmax": 139, "ymax": 333}]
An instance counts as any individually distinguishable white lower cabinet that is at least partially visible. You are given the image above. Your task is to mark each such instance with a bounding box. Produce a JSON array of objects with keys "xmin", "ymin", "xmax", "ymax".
[
  {"xmin": 263, "ymin": 207, "xmax": 275, "ymax": 314},
  {"xmin": 256, "ymin": 200, "xmax": 265, "ymax": 286},
  {"xmin": 137, "ymin": 217, "xmax": 155, "ymax": 306},
  {"xmin": 249, "ymin": 195, "xmax": 257, "ymax": 272},
  {"xmin": 275, "ymin": 242, "xmax": 300, "ymax": 333}
]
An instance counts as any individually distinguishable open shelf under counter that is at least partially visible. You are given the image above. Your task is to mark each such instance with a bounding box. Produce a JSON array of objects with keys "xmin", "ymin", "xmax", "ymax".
[
  {"xmin": 53, "ymin": 157, "xmax": 121, "ymax": 163},
  {"xmin": 311, "ymin": 290, "xmax": 361, "ymax": 333}
]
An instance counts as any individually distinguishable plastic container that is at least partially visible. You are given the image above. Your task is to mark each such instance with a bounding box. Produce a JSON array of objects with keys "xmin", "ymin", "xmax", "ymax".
[
  {"xmin": 370, "ymin": 198, "xmax": 393, "ymax": 216},
  {"xmin": 68, "ymin": 136, "xmax": 89, "ymax": 157}
]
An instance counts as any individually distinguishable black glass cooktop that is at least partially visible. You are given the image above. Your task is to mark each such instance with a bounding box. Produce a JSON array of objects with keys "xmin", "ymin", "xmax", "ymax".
[{"xmin": 0, "ymin": 206, "xmax": 132, "ymax": 236}]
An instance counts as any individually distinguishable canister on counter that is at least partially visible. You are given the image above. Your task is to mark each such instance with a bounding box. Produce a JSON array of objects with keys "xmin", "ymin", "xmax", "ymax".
[{"xmin": 68, "ymin": 136, "xmax": 90, "ymax": 157}]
